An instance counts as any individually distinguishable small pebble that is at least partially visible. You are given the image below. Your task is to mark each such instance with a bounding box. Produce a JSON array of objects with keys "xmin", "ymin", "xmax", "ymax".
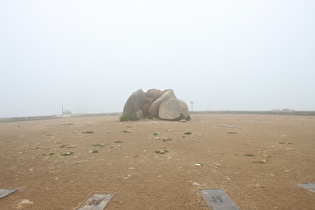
[
  {"xmin": 252, "ymin": 183, "xmax": 263, "ymax": 188},
  {"xmin": 213, "ymin": 163, "xmax": 221, "ymax": 167},
  {"xmin": 261, "ymin": 159, "xmax": 267, "ymax": 163}
]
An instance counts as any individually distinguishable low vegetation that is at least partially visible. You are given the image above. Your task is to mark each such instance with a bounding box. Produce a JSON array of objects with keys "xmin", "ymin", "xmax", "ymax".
[
  {"xmin": 59, "ymin": 144, "xmax": 68, "ymax": 148},
  {"xmin": 60, "ymin": 151, "xmax": 74, "ymax": 156},
  {"xmin": 163, "ymin": 137, "xmax": 172, "ymax": 141},
  {"xmin": 114, "ymin": 141, "xmax": 123, "ymax": 143},
  {"xmin": 227, "ymin": 132, "xmax": 237, "ymax": 134},
  {"xmin": 154, "ymin": 149, "xmax": 169, "ymax": 154},
  {"xmin": 82, "ymin": 131, "xmax": 94, "ymax": 134},
  {"xmin": 120, "ymin": 114, "xmax": 138, "ymax": 122},
  {"xmin": 92, "ymin": 143, "xmax": 105, "ymax": 148},
  {"xmin": 175, "ymin": 113, "xmax": 191, "ymax": 121},
  {"xmin": 244, "ymin": 154, "xmax": 255, "ymax": 157}
]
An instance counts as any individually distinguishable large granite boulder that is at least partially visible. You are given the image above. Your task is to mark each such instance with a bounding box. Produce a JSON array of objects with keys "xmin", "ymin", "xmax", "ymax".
[
  {"xmin": 142, "ymin": 89, "xmax": 164, "ymax": 116},
  {"xmin": 159, "ymin": 98, "xmax": 190, "ymax": 120},
  {"xmin": 121, "ymin": 88, "xmax": 190, "ymax": 121},
  {"xmin": 122, "ymin": 89, "xmax": 145, "ymax": 120},
  {"xmin": 148, "ymin": 89, "xmax": 176, "ymax": 117}
]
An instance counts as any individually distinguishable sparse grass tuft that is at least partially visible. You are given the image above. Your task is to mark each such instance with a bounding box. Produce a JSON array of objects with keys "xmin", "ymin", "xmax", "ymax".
[
  {"xmin": 227, "ymin": 132, "xmax": 237, "ymax": 134},
  {"xmin": 60, "ymin": 151, "xmax": 74, "ymax": 156},
  {"xmin": 92, "ymin": 143, "xmax": 105, "ymax": 148},
  {"xmin": 39, "ymin": 152, "xmax": 55, "ymax": 157},
  {"xmin": 163, "ymin": 137, "xmax": 172, "ymax": 141},
  {"xmin": 82, "ymin": 131, "xmax": 94, "ymax": 134},
  {"xmin": 120, "ymin": 114, "xmax": 138, "ymax": 122},
  {"xmin": 154, "ymin": 149, "xmax": 169, "ymax": 154},
  {"xmin": 59, "ymin": 144, "xmax": 68, "ymax": 148},
  {"xmin": 176, "ymin": 113, "xmax": 191, "ymax": 121},
  {"xmin": 244, "ymin": 154, "xmax": 255, "ymax": 157},
  {"xmin": 114, "ymin": 141, "xmax": 123, "ymax": 143},
  {"xmin": 252, "ymin": 160, "xmax": 266, "ymax": 164},
  {"xmin": 184, "ymin": 132, "xmax": 192, "ymax": 135}
]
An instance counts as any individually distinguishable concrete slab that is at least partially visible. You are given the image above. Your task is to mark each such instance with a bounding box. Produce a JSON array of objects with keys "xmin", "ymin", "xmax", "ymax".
[
  {"xmin": 200, "ymin": 189, "xmax": 239, "ymax": 210},
  {"xmin": 298, "ymin": 183, "xmax": 315, "ymax": 193},
  {"xmin": 0, "ymin": 189, "xmax": 18, "ymax": 199},
  {"xmin": 78, "ymin": 193, "xmax": 114, "ymax": 210}
]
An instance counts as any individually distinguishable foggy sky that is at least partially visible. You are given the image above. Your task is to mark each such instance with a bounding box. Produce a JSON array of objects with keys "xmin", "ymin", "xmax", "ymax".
[{"xmin": 1, "ymin": 0, "xmax": 315, "ymax": 118}]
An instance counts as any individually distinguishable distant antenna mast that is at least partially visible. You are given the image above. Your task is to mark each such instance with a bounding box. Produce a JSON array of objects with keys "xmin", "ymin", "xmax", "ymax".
[{"xmin": 190, "ymin": 101, "xmax": 194, "ymax": 112}]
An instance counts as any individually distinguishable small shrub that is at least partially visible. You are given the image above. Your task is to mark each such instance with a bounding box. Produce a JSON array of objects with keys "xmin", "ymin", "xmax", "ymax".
[
  {"xmin": 120, "ymin": 114, "xmax": 138, "ymax": 122},
  {"xmin": 114, "ymin": 141, "xmax": 123, "ymax": 143},
  {"xmin": 155, "ymin": 149, "xmax": 169, "ymax": 154},
  {"xmin": 61, "ymin": 152, "xmax": 74, "ymax": 156},
  {"xmin": 82, "ymin": 131, "xmax": 94, "ymax": 134},
  {"xmin": 227, "ymin": 132, "xmax": 237, "ymax": 134},
  {"xmin": 184, "ymin": 132, "xmax": 192, "ymax": 135}
]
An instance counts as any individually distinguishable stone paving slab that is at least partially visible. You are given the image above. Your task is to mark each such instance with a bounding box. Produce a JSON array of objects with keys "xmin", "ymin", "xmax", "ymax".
[
  {"xmin": 0, "ymin": 189, "xmax": 18, "ymax": 199},
  {"xmin": 298, "ymin": 183, "xmax": 315, "ymax": 193},
  {"xmin": 200, "ymin": 189, "xmax": 239, "ymax": 210},
  {"xmin": 77, "ymin": 193, "xmax": 114, "ymax": 210}
]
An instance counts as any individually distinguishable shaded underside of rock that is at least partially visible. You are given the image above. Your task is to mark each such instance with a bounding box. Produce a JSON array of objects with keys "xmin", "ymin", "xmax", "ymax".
[
  {"xmin": 122, "ymin": 89, "xmax": 145, "ymax": 120},
  {"xmin": 159, "ymin": 98, "xmax": 190, "ymax": 120},
  {"xmin": 148, "ymin": 89, "xmax": 176, "ymax": 117}
]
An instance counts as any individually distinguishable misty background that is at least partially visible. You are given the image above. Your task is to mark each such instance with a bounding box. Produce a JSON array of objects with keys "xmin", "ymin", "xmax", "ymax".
[{"xmin": 1, "ymin": 0, "xmax": 314, "ymax": 118}]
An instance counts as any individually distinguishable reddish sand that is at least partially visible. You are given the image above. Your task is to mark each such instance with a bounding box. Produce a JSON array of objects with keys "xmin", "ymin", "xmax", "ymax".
[{"xmin": 0, "ymin": 114, "xmax": 314, "ymax": 209}]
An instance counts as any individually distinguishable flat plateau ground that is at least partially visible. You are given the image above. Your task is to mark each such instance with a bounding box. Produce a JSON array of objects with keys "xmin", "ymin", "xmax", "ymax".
[{"xmin": 0, "ymin": 114, "xmax": 314, "ymax": 209}]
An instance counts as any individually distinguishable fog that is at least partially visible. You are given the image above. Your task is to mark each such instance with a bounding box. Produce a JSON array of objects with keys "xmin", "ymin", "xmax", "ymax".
[{"xmin": 1, "ymin": 1, "xmax": 314, "ymax": 118}]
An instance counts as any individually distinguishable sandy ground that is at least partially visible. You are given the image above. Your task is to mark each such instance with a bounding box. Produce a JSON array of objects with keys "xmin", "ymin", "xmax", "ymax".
[{"xmin": 0, "ymin": 114, "xmax": 314, "ymax": 210}]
